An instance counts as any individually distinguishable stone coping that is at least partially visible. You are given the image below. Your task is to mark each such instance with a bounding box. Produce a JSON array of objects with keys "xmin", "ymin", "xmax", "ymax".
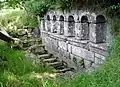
[{"xmin": 41, "ymin": 30, "xmax": 108, "ymax": 51}]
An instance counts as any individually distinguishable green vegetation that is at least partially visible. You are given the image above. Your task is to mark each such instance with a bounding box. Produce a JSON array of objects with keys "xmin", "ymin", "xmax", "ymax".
[
  {"xmin": 1, "ymin": 34, "xmax": 120, "ymax": 87},
  {"xmin": 111, "ymin": 19, "xmax": 120, "ymax": 35},
  {"xmin": 0, "ymin": 0, "xmax": 120, "ymax": 87},
  {"xmin": 0, "ymin": 41, "xmax": 53, "ymax": 87},
  {"xmin": 0, "ymin": 8, "xmax": 38, "ymax": 31}
]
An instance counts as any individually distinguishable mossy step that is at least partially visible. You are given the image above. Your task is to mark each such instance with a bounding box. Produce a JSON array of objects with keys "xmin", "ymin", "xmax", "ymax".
[
  {"xmin": 22, "ymin": 39, "xmax": 42, "ymax": 43},
  {"xmin": 43, "ymin": 58, "xmax": 57, "ymax": 62},
  {"xmin": 53, "ymin": 68, "xmax": 72, "ymax": 73},
  {"xmin": 29, "ymin": 44, "xmax": 45, "ymax": 49},
  {"xmin": 54, "ymin": 65, "xmax": 66, "ymax": 70},
  {"xmin": 47, "ymin": 62, "xmax": 62, "ymax": 67},
  {"xmin": 38, "ymin": 54, "xmax": 50, "ymax": 59}
]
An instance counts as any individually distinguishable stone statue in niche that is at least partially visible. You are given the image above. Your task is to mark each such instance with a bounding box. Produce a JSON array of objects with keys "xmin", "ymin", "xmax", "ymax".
[
  {"xmin": 43, "ymin": 20, "xmax": 45, "ymax": 31},
  {"xmin": 81, "ymin": 16, "xmax": 89, "ymax": 40},
  {"xmin": 95, "ymin": 15, "xmax": 106, "ymax": 43},
  {"xmin": 52, "ymin": 15, "xmax": 57, "ymax": 33},
  {"xmin": 68, "ymin": 16, "xmax": 75, "ymax": 37},
  {"xmin": 96, "ymin": 22, "xmax": 106, "ymax": 43},
  {"xmin": 46, "ymin": 15, "xmax": 51, "ymax": 32},
  {"xmin": 59, "ymin": 16, "xmax": 64, "ymax": 35}
]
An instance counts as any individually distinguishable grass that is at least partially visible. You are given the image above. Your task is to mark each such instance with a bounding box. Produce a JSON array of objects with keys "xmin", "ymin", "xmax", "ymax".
[
  {"xmin": 0, "ymin": 41, "xmax": 53, "ymax": 87},
  {"xmin": 0, "ymin": 35, "xmax": 120, "ymax": 87}
]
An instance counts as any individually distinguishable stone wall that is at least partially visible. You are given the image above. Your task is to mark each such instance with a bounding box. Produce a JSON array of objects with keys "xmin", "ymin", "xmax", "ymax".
[{"xmin": 40, "ymin": 10, "xmax": 110, "ymax": 72}]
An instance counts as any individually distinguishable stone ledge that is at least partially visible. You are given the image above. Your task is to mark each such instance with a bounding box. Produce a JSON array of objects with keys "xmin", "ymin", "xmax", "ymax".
[
  {"xmin": 90, "ymin": 46, "xmax": 108, "ymax": 57},
  {"xmin": 95, "ymin": 53, "xmax": 106, "ymax": 61},
  {"xmin": 90, "ymin": 42, "xmax": 108, "ymax": 51}
]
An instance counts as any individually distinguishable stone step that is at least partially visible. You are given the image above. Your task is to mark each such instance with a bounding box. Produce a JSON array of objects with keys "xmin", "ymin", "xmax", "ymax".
[
  {"xmin": 29, "ymin": 44, "xmax": 46, "ymax": 54},
  {"xmin": 55, "ymin": 65, "xmax": 66, "ymax": 70},
  {"xmin": 29, "ymin": 44, "xmax": 45, "ymax": 50},
  {"xmin": 47, "ymin": 62, "xmax": 62, "ymax": 67},
  {"xmin": 21, "ymin": 39, "xmax": 42, "ymax": 44},
  {"xmin": 53, "ymin": 68, "xmax": 72, "ymax": 73},
  {"xmin": 38, "ymin": 54, "xmax": 50, "ymax": 59},
  {"xmin": 43, "ymin": 58, "xmax": 57, "ymax": 63}
]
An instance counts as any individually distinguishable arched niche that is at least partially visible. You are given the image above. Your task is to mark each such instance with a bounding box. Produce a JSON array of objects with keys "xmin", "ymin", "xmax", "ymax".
[
  {"xmin": 68, "ymin": 15, "xmax": 75, "ymax": 37},
  {"xmin": 52, "ymin": 15, "xmax": 57, "ymax": 33},
  {"xmin": 96, "ymin": 15, "xmax": 106, "ymax": 43},
  {"xmin": 43, "ymin": 19, "xmax": 45, "ymax": 31},
  {"xmin": 81, "ymin": 16, "xmax": 89, "ymax": 40},
  {"xmin": 59, "ymin": 15, "xmax": 64, "ymax": 35},
  {"xmin": 46, "ymin": 15, "xmax": 51, "ymax": 32}
]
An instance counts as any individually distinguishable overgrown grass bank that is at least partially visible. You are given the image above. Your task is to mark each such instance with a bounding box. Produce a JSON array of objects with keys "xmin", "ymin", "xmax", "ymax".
[
  {"xmin": 0, "ymin": 41, "xmax": 53, "ymax": 87},
  {"xmin": 0, "ymin": 36, "xmax": 120, "ymax": 87}
]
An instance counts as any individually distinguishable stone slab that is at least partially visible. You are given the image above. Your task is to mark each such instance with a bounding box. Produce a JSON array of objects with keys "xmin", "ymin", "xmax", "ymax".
[
  {"xmin": 72, "ymin": 45, "xmax": 94, "ymax": 61},
  {"xmin": 90, "ymin": 46, "xmax": 108, "ymax": 56},
  {"xmin": 58, "ymin": 41, "xmax": 68, "ymax": 51},
  {"xmin": 95, "ymin": 53, "xmax": 106, "ymax": 61}
]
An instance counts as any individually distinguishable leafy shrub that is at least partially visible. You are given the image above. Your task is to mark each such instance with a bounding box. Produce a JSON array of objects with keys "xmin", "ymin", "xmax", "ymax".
[
  {"xmin": 111, "ymin": 19, "xmax": 120, "ymax": 35},
  {"xmin": 108, "ymin": 3, "xmax": 120, "ymax": 18},
  {"xmin": 24, "ymin": 0, "xmax": 50, "ymax": 17},
  {"xmin": 0, "ymin": 8, "xmax": 24, "ymax": 29},
  {"xmin": 0, "ymin": 8, "xmax": 38, "ymax": 32}
]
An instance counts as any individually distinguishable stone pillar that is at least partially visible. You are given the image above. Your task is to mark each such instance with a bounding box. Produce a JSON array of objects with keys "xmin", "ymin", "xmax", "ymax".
[
  {"xmin": 64, "ymin": 21, "xmax": 69, "ymax": 36},
  {"xmin": 57, "ymin": 21, "xmax": 61, "ymax": 35},
  {"xmin": 40, "ymin": 19, "xmax": 45, "ymax": 31},
  {"xmin": 40, "ymin": 20, "xmax": 43, "ymax": 31},
  {"xmin": 75, "ymin": 21, "xmax": 80, "ymax": 39},
  {"xmin": 90, "ymin": 23, "xmax": 96, "ymax": 43},
  {"xmin": 45, "ymin": 19, "xmax": 48, "ymax": 31}
]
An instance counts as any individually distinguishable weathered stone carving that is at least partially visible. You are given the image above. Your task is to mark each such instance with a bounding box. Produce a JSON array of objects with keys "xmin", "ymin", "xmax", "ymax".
[
  {"xmin": 40, "ymin": 10, "xmax": 110, "ymax": 72},
  {"xmin": 68, "ymin": 16, "xmax": 75, "ymax": 37},
  {"xmin": 46, "ymin": 15, "xmax": 51, "ymax": 32},
  {"xmin": 52, "ymin": 15, "xmax": 57, "ymax": 33},
  {"xmin": 90, "ymin": 15, "xmax": 106, "ymax": 43},
  {"xmin": 58, "ymin": 15, "xmax": 64, "ymax": 35},
  {"xmin": 80, "ymin": 16, "xmax": 89, "ymax": 40}
]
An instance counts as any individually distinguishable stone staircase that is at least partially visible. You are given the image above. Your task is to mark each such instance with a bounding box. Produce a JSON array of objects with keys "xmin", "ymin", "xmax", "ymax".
[
  {"xmin": 38, "ymin": 53, "xmax": 74, "ymax": 73},
  {"xmin": 18, "ymin": 30, "xmax": 75, "ymax": 76}
]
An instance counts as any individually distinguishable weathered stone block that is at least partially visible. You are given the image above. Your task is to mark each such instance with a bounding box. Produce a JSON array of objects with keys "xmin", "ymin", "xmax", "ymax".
[
  {"xmin": 58, "ymin": 41, "xmax": 68, "ymax": 51},
  {"xmin": 70, "ymin": 54, "xmax": 84, "ymax": 71},
  {"xmin": 84, "ymin": 60, "xmax": 92, "ymax": 69},
  {"xmin": 95, "ymin": 57, "xmax": 104, "ymax": 65},
  {"xmin": 90, "ymin": 46, "xmax": 108, "ymax": 56},
  {"xmin": 90, "ymin": 42, "xmax": 108, "ymax": 51},
  {"xmin": 90, "ymin": 24, "xmax": 97, "ymax": 43},
  {"xmin": 72, "ymin": 45, "xmax": 94, "ymax": 61},
  {"xmin": 68, "ymin": 44, "xmax": 72, "ymax": 53},
  {"xmin": 51, "ymin": 38, "xmax": 58, "ymax": 52},
  {"xmin": 95, "ymin": 53, "xmax": 106, "ymax": 61}
]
